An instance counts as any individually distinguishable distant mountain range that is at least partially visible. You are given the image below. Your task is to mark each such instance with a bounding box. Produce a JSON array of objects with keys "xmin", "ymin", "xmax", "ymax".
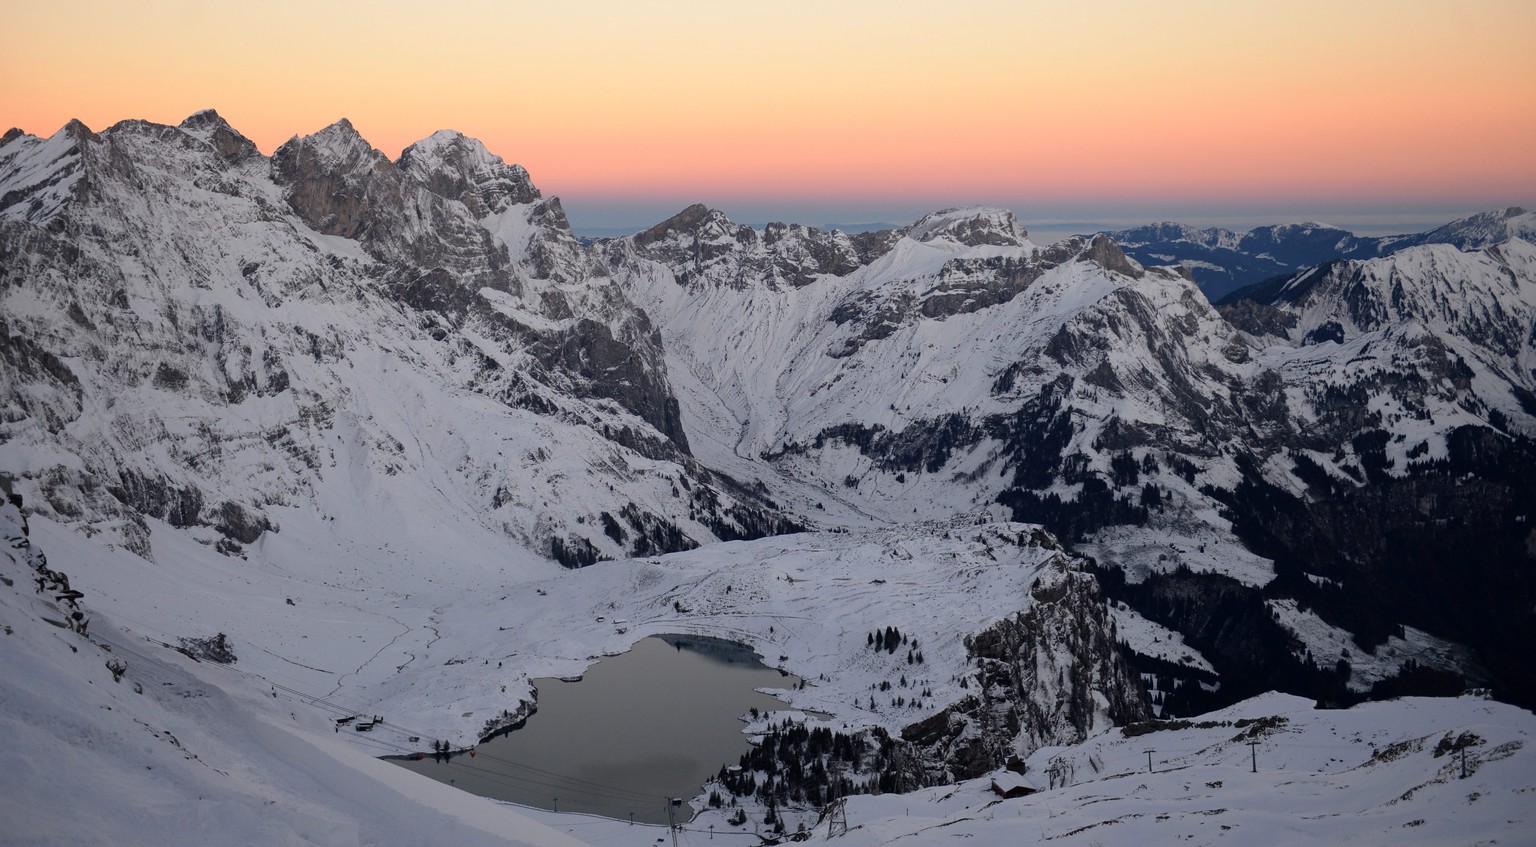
[
  {"xmin": 581, "ymin": 208, "xmax": 1536, "ymax": 302},
  {"xmin": 1102, "ymin": 207, "xmax": 1535, "ymax": 301}
]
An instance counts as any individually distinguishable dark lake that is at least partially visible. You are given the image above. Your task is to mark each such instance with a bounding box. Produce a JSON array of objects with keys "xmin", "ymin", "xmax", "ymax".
[{"xmin": 393, "ymin": 634, "xmax": 798, "ymax": 823}]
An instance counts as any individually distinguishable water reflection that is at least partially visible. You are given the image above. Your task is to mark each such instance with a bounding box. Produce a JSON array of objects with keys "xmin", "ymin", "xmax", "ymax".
[{"xmin": 392, "ymin": 634, "xmax": 797, "ymax": 823}]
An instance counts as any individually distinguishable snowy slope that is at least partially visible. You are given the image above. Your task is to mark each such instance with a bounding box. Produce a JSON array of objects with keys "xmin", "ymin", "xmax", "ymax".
[
  {"xmin": 809, "ymin": 692, "xmax": 1536, "ymax": 846},
  {"xmin": 0, "ymin": 502, "xmax": 592, "ymax": 847},
  {"xmin": 23, "ymin": 502, "xmax": 1129, "ymax": 751},
  {"xmin": 13, "ymin": 496, "xmax": 1530, "ymax": 846}
]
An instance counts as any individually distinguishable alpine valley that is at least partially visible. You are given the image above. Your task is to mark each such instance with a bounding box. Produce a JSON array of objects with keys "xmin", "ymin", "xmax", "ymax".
[{"xmin": 2, "ymin": 113, "xmax": 1533, "ymax": 846}]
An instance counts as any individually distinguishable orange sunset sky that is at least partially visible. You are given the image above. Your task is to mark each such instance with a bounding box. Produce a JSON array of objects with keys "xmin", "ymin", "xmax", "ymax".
[{"xmin": 4, "ymin": 0, "xmax": 1534, "ymax": 233}]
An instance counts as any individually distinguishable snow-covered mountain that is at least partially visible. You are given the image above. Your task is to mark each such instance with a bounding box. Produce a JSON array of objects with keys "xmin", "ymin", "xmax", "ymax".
[
  {"xmin": 1410, "ymin": 205, "xmax": 1536, "ymax": 252},
  {"xmin": 1107, "ymin": 220, "xmax": 1373, "ymax": 300},
  {"xmin": 4, "ymin": 113, "xmax": 1534, "ymax": 844},
  {"xmin": 608, "ymin": 199, "xmax": 1536, "ymax": 712},
  {"xmin": 0, "ymin": 113, "xmax": 1147, "ymax": 794},
  {"xmin": 0, "ymin": 112, "xmax": 796, "ymax": 576}
]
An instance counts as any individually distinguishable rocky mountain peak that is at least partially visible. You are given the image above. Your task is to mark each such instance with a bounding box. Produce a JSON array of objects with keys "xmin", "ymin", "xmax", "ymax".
[
  {"xmin": 398, "ymin": 129, "xmax": 540, "ymax": 218},
  {"xmin": 269, "ymin": 119, "xmax": 396, "ymax": 239},
  {"xmin": 273, "ymin": 119, "xmax": 382, "ymax": 176},
  {"xmin": 633, "ymin": 203, "xmax": 735, "ymax": 247},
  {"xmin": 178, "ymin": 109, "xmax": 259, "ymax": 163},
  {"xmin": 178, "ymin": 108, "xmax": 228, "ymax": 131},
  {"xmin": 904, "ymin": 206, "xmax": 1027, "ymax": 247},
  {"xmin": 623, "ymin": 204, "xmax": 868, "ymax": 289},
  {"xmin": 1080, "ymin": 234, "xmax": 1143, "ymax": 278},
  {"xmin": 61, "ymin": 118, "xmax": 99, "ymax": 143},
  {"xmin": 528, "ymin": 195, "xmax": 572, "ymax": 232},
  {"xmin": 1416, "ymin": 206, "xmax": 1536, "ymax": 250}
]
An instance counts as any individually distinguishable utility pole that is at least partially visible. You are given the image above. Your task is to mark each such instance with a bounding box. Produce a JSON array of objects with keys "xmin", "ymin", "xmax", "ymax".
[
  {"xmin": 667, "ymin": 798, "xmax": 681, "ymax": 847},
  {"xmin": 1147, "ymin": 750, "xmax": 1154, "ymax": 773},
  {"xmin": 827, "ymin": 797, "xmax": 849, "ymax": 838},
  {"xmin": 552, "ymin": 797, "xmax": 558, "ymax": 813},
  {"xmin": 1248, "ymin": 741, "xmax": 1259, "ymax": 773}
]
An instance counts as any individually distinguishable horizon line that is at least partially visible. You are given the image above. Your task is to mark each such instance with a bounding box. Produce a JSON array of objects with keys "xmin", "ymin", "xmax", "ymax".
[{"xmin": 6, "ymin": 112, "xmax": 1526, "ymax": 241}]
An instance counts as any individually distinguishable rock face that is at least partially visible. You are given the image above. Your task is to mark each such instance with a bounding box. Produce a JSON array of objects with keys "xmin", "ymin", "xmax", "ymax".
[
  {"xmin": 904, "ymin": 554, "xmax": 1149, "ymax": 780},
  {"xmin": 397, "ymin": 130, "xmax": 541, "ymax": 218},
  {"xmin": 0, "ymin": 115, "xmax": 795, "ymax": 568},
  {"xmin": 625, "ymin": 203, "xmax": 866, "ymax": 289}
]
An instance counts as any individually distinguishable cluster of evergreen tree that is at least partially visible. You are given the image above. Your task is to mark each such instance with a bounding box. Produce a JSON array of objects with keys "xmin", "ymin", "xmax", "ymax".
[
  {"xmin": 867, "ymin": 626, "xmax": 922, "ymax": 661},
  {"xmin": 869, "ymin": 674, "xmax": 934, "ymax": 710},
  {"xmin": 868, "ymin": 625, "xmax": 903, "ymax": 652},
  {"xmin": 1189, "ymin": 426, "xmax": 1536, "ymax": 708},
  {"xmin": 713, "ymin": 720, "xmax": 937, "ymax": 811}
]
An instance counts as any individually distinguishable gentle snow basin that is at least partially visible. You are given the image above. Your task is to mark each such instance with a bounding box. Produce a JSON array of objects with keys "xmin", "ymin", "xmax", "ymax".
[{"xmin": 391, "ymin": 634, "xmax": 800, "ymax": 823}]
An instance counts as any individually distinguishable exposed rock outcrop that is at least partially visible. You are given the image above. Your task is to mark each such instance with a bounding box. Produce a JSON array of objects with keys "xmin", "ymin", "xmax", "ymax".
[{"xmin": 903, "ymin": 555, "xmax": 1149, "ymax": 779}]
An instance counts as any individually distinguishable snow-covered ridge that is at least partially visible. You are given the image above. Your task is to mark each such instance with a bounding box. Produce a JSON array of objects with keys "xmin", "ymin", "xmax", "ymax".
[
  {"xmin": 1270, "ymin": 238, "xmax": 1536, "ymax": 351},
  {"xmin": 0, "ymin": 120, "xmax": 91, "ymax": 224},
  {"xmin": 1109, "ymin": 207, "xmax": 1536, "ymax": 302},
  {"xmin": 903, "ymin": 206, "xmax": 1029, "ymax": 247},
  {"xmin": 1413, "ymin": 205, "xmax": 1535, "ymax": 250}
]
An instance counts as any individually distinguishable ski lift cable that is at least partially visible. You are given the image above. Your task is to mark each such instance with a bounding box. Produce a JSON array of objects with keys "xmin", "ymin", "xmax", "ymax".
[
  {"xmin": 344, "ymin": 733, "xmax": 669, "ymax": 806},
  {"xmin": 340, "ymin": 724, "xmax": 671, "ymax": 803},
  {"xmin": 85, "ymin": 629, "xmax": 677, "ymax": 805},
  {"xmin": 86, "ymin": 624, "xmax": 820, "ymax": 810},
  {"xmin": 257, "ymin": 680, "xmax": 669, "ymax": 802},
  {"xmin": 311, "ymin": 716, "xmax": 667, "ymax": 804},
  {"xmin": 460, "ymin": 761, "xmax": 669, "ymax": 802}
]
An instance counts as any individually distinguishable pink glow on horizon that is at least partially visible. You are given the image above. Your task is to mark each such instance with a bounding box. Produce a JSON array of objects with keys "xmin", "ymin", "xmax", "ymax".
[{"xmin": 3, "ymin": 0, "xmax": 1533, "ymax": 218}]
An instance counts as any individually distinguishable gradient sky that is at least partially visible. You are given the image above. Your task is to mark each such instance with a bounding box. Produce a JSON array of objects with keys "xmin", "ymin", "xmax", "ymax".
[{"xmin": 4, "ymin": 0, "xmax": 1534, "ymax": 233}]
